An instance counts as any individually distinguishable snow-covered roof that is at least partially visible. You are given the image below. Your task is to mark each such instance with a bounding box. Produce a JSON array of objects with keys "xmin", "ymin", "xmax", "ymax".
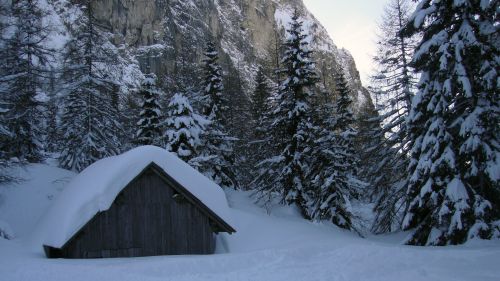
[{"xmin": 37, "ymin": 146, "xmax": 235, "ymax": 249}]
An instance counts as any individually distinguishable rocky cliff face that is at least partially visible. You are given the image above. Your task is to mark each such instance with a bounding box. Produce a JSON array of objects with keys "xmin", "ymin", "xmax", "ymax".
[{"xmin": 51, "ymin": 0, "xmax": 373, "ymax": 113}]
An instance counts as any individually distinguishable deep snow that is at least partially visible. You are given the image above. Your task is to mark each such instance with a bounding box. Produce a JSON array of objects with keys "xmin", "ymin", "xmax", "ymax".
[{"xmin": 0, "ymin": 163, "xmax": 499, "ymax": 281}]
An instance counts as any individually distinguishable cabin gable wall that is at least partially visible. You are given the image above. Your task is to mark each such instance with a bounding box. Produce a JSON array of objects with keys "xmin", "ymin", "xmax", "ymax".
[{"xmin": 58, "ymin": 168, "xmax": 216, "ymax": 258}]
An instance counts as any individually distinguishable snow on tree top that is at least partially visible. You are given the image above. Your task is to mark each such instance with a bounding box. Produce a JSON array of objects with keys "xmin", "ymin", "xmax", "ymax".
[
  {"xmin": 36, "ymin": 146, "xmax": 235, "ymax": 248},
  {"xmin": 169, "ymin": 93, "xmax": 193, "ymax": 111},
  {"xmin": 142, "ymin": 73, "xmax": 158, "ymax": 86}
]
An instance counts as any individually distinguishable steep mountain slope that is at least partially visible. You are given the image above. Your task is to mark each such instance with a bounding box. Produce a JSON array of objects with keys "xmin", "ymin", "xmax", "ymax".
[{"xmin": 61, "ymin": 0, "xmax": 374, "ymax": 112}]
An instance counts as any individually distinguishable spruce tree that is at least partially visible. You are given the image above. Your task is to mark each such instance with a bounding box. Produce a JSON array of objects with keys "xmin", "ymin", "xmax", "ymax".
[
  {"xmin": 307, "ymin": 72, "xmax": 362, "ymax": 230},
  {"xmin": 0, "ymin": 0, "xmax": 13, "ymax": 182},
  {"xmin": 334, "ymin": 73, "xmax": 358, "ymax": 151},
  {"xmin": 355, "ymin": 97, "xmax": 383, "ymax": 194},
  {"xmin": 165, "ymin": 93, "xmax": 206, "ymax": 162},
  {"xmin": 249, "ymin": 67, "xmax": 273, "ymax": 166},
  {"xmin": 223, "ymin": 61, "xmax": 253, "ymax": 187},
  {"xmin": 402, "ymin": 0, "xmax": 499, "ymax": 245},
  {"xmin": 135, "ymin": 74, "xmax": 163, "ymax": 146},
  {"xmin": 201, "ymin": 41, "xmax": 226, "ymax": 123},
  {"xmin": 251, "ymin": 68, "xmax": 271, "ymax": 137},
  {"xmin": 368, "ymin": 0, "xmax": 419, "ymax": 234},
  {"xmin": 45, "ymin": 67, "xmax": 61, "ymax": 154},
  {"xmin": 264, "ymin": 29, "xmax": 283, "ymax": 86},
  {"xmin": 171, "ymin": 35, "xmax": 202, "ymax": 100},
  {"xmin": 0, "ymin": 0, "xmax": 53, "ymax": 162},
  {"xmin": 58, "ymin": 1, "xmax": 122, "ymax": 172},
  {"xmin": 242, "ymin": 67, "xmax": 274, "ymax": 188},
  {"xmin": 196, "ymin": 40, "xmax": 238, "ymax": 189},
  {"xmin": 255, "ymin": 10, "xmax": 319, "ymax": 217}
]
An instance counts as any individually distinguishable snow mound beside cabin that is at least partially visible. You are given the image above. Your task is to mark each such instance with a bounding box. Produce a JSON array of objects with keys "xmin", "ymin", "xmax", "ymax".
[
  {"xmin": 0, "ymin": 164, "xmax": 76, "ymax": 239},
  {"xmin": 35, "ymin": 146, "xmax": 234, "ymax": 249}
]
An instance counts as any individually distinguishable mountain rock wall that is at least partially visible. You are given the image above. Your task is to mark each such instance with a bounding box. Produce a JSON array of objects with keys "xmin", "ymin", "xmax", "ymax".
[{"xmin": 57, "ymin": 0, "xmax": 373, "ymax": 113}]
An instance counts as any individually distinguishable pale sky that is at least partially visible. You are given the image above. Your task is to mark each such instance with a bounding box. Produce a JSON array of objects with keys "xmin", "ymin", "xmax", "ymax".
[{"xmin": 303, "ymin": 0, "xmax": 388, "ymax": 85}]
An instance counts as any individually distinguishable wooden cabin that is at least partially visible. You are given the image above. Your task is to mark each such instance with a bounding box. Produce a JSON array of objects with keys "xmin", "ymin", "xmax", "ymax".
[{"xmin": 41, "ymin": 147, "xmax": 235, "ymax": 259}]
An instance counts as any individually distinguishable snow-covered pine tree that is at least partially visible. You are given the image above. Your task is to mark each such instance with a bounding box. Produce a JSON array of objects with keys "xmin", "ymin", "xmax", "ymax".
[
  {"xmin": 135, "ymin": 74, "xmax": 163, "ymax": 146},
  {"xmin": 249, "ymin": 67, "xmax": 273, "ymax": 164},
  {"xmin": 171, "ymin": 35, "xmax": 202, "ymax": 99},
  {"xmin": 44, "ymin": 67, "xmax": 61, "ymax": 154},
  {"xmin": 368, "ymin": 0, "xmax": 419, "ymax": 234},
  {"xmin": 255, "ymin": 10, "xmax": 319, "ymax": 217},
  {"xmin": 251, "ymin": 67, "xmax": 271, "ymax": 138},
  {"xmin": 239, "ymin": 67, "xmax": 274, "ymax": 188},
  {"xmin": 353, "ymin": 96, "xmax": 382, "ymax": 199},
  {"xmin": 333, "ymin": 72, "xmax": 358, "ymax": 155},
  {"xmin": 0, "ymin": 112, "xmax": 12, "ymax": 182},
  {"xmin": 58, "ymin": 1, "xmax": 122, "ymax": 172},
  {"xmin": 264, "ymin": 28, "xmax": 284, "ymax": 86},
  {"xmin": 307, "ymin": 72, "xmax": 361, "ymax": 230},
  {"xmin": 195, "ymin": 40, "xmax": 238, "ymax": 189},
  {"xmin": 0, "ymin": 0, "xmax": 6, "ymax": 33},
  {"xmin": 0, "ymin": 0, "xmax": 13, "ymax": 182},
  {"xmin": 223, "ymin": 60, "xmax": 253, "ymax": 187},
  {"xmin": 165, "ymin": 93, "xmax": 206, "ymax": 162},
  {"xmin": 201, "ymin": 40, "xmax": 227, "ymax": 123},
  {"xmin": 0, "ymin": 0, "xmax": 53, "ymax": 162},
  {"xmin": 402, "ymin": 0, "xmax": 499, "ymax": 245}
]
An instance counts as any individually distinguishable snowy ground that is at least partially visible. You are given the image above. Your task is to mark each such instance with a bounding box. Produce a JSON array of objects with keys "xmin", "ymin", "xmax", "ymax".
[{"xmin": 1, "ymin": 164, "xmax": 499, "ymax": 281}]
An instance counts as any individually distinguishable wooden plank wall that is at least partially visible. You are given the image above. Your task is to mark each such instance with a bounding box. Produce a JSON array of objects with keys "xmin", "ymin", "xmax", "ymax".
[{"xmin": 60, "ymin": 169, "xmax": 215, "ymax": 258}]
